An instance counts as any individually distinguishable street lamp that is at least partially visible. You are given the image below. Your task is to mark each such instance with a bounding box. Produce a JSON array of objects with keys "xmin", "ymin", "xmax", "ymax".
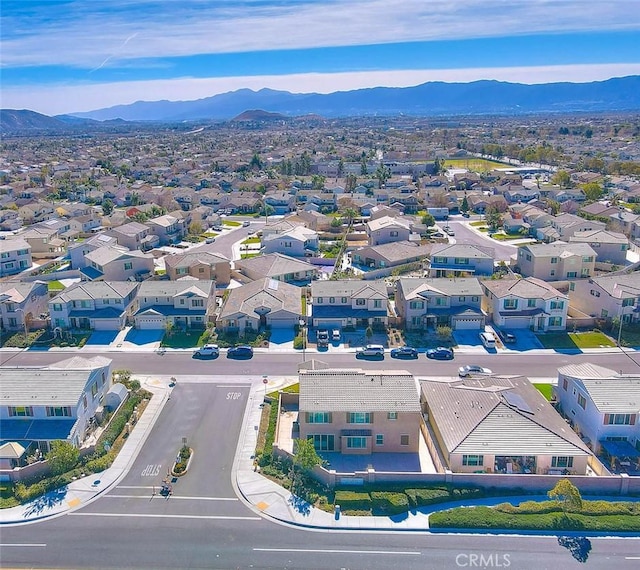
[{"xmin": 299, "ymin": 317, "xmax": 307, "ymax": 362}]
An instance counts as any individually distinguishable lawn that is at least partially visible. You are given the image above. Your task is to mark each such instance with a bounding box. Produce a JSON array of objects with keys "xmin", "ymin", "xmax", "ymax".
[
  {"xmin": 490, "ymin": 232, "xmax": 531, "ymax": 241},
  {"xmin": 469, "ymin": 221, "xmax": 486, "ymax": 227},
  {"xmin": 536, "ymin": 331, "xmax": 616, "ymax": 350},
  {"xmin": 242, "ymin": 237, "xmax": 261, "ymax": 245},
  {"xmin": 161, "ymin": 330, "xmax": 209, "ymax": 348},
  {"xmin": 47, "ymin": 280, "xmax": 65, "ymax": 293},
  {"xmin": 223, "ymin": 220, "xmax": 241, "ymax": 227},
  {"xmin": 444, "ymin": 158, "xmax": 510, "ymax": 171},
  {"xmin": 533, "ymin": 383, "xmax": 554, "ymax": 401}
]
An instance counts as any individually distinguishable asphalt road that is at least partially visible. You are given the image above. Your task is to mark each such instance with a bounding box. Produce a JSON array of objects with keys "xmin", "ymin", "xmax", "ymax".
[
  {"xmin": 439, "ymin": 220, "xmax": 520, "ymax": 263},
  {"xmin": 2, "ymin": 348, "xmax": 636, "ymax": 378}
]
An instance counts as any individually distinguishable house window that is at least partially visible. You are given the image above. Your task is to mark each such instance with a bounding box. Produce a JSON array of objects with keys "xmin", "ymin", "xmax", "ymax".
[
  {"xmin": 91, "ymin": 383, "xmax": 98, "ymax": 398},
  {"xmin": 622, "ymin": 298, "xmax": 635, "ymax": 307},
  {"xmin": 46, "ymin": 406, "xmax": 72, "ymax": 417},
  {"xmin": 284, "ymin": 242, "xmax": 292, "ymax": 248},
  {"xmin": 454, "ymin": 258, "xmax": 469, "ymax": 265},
  {"xmin": 601, "ymin": 309, "xmax": 608, "ymax": 318},
  {"xmin": 472, "ymin": 296, "xmax": 479, "ymax": 302},
  {"xmin": 52, "ymin": 303, "xmax": 63, "ymax": 311},
  {"xmin": 527, "ymin": 299, "xmax": 536, "ymax": 307},
  {"xmin": 435, "ymin": 297, "xmax": 446, "ymax": 306},
  {"xmin": 81, "ymin": 300, "xmax": 90, "ymax": 308},
  {"xmin": 124, "ymin": 262, "xmax": 133, "ymax": 270},
  {"xmin": 307, "ymin": 412, "xmax": 331, "ymax": 424},
  {"xmin": 390, "ymin": 231, "xmax": 398, "ymax": 237},
  {"xmin": 192, "ymin": 299, "xmax": 204, "ymax": 307},
  {"xmin": 525, "ymin": 254, "xmax": 532, "ymax": 261},
  {"xmin": 179, "ymin": 298, "xmax": 185, "ymax": 305},
  {"xmin": 577, "ymin": 393, "xmax": 586, "ymax": 409},
  {"xmin": 341, "ymin": 297, "xmax": 347, "ymax": 304},
  {"xmin": 433, "ymin": 256, "xmax": 447, "ymax": 264},
  {"xmin": 581, "ymin": 268, "xmax": 590, "ymax": 277},
  {"xmin": 504, "ymin": 299, "xmax": 517, "ymax": 310},
  {"xmin": 567, "ymin": 272, "xmax": 577, "ymax": 278},
  {"xmin": 308, "ymin": 434, "xmax": 334, "ymax": 451},
  {"xmin": 9, "ymin": 406, "xmax": 34, "ymax": 417},
  {"xmin": 376, "ymin": 434, "xmax": 384, "ymax": 446},
  {"xmin": 83, "ymin": 394, "xmax": 88, "ymax": 410},
  {"xmin": 355, "ymin": 298, "xmax": 365, "ymax": 306},
  {"xmin": 550, "ymin": 257, "xmax": 558, "ymax": 264},
  {"xmin": 409, "ymin": 301, "xmax": 424, "ymax": 310},
  {"xmin": 346, "ymin": 437, "xmax": 367, "ymax": 449},
  {"xmin": 373, "ymin": 299, "xmax": 382, "ymax": 308},
  {"xmin": 563, "ymin": 378, "xmax": 568, "ymax": 391},
  {"xmin": 459, "ymin": 296, "xmax": 466, "ymax": 302},
  {"xmin": 348, "ymin": 412, "xmax": 371, "ymax": 424},
  {"xmin": 462, "ymin": 455, "xmax": 483, "ymax": 466},
  {"xmin": 551, "ymin": 456, "xmax": 573, "ymax": 468},
  {"xmin": 400, "ymin": 434, "xmax": 409, "ymax": 446},
  {"xmin": 329, "ymin": 297, "xmax": 335, "ymax": 303},
  {"xmin": 550, "ymin": 300, "xmax": 564, "ymax": 310},
  {"xmin": 604, "ymin": 414, "xmax": 635, "ymax": 425},
  {"xmin": 387, "ymin": 412, "xmax": 398, "ymax": 420},
  {"xmin": 582, "ymin": 256, "xmax": 593, "ymax": 263},
  {"xmin": 569, "ymin": 282, "xmax": 575, "ymax": 291},
  {"xmin": 550, "ymin": 270, "xmax": 555, "ymax": 276},
  {"xmin": 317, "ymin": 297, "xmax": 323, "ymax": 304}
]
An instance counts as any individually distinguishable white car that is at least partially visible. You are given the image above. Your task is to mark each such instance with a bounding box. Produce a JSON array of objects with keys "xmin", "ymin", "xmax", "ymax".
[
  {"xmin": 242, "ymin": 220, "xmax": 251, "ymax": 227},
  {"xmin": 193, "ymin": 344, "xmax": 220, "ymax": 358},
  {"xmin": 458, "ymin": 365, "xmax": 493, "ymax": 377},
  {"xmin": 332, "ymin": 329, "xmax": 341, "ymax": 342}
]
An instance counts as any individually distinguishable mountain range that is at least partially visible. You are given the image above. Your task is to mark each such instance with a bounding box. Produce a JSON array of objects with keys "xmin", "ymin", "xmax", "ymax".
[{"xmin": 2, "ymin": 76, "xmax": 639, "ymax": 131}]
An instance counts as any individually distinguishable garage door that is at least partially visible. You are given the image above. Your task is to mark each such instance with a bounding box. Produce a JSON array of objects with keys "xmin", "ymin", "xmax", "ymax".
[
  {"xmin": 453, "ymin": 317, "xmax": 483, "ymax": 330},
  {"xmin": 502, "ymin": 317, "xmax": 530, "ymax": 329},
  {"xmin": 136, "ymin": 317, "xmax": 164, "ymax": 330},
  {"xmin": 268, "ymin": 317, "xmax": 295, "ymax": 329}
]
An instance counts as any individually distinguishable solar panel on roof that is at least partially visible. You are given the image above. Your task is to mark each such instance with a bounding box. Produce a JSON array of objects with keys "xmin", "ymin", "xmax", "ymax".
[{"xmin": 502, "ymin": 391, "xmax": 533, "ymax": 414}]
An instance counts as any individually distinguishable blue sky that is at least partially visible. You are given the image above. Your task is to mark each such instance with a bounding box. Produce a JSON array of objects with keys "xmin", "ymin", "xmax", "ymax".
[{"xmin": 2, "ymin": 0, "xmax": 640, "ymax": 115}]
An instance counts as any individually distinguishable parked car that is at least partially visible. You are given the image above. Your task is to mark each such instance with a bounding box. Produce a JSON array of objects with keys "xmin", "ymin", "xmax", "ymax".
[
  {"xmin": 193, "ymin": 344, "xmax": 219, "ymax": 358},
  {"xmin": 390, "ymin": 346, "xmax": 418, "ymax": 359},
  {"xmin": 227, "ymin": 345, "xmax": 254, "ymax": 359},
  {"xmin": 443, "ymin": 226, "xmax": 455, "ymax": 236},
  {"xmin": 205, "ymin": 237, "xmax": 216, "ymax": 244},
  {"xmin": 498, "ymin": 330, "xmax": 517, "ymax": 344},
  {"xmin": 355, "ymin": 344, "xmax": 385, "ymax": 359},
  {"xmin": 331, "ymin": 329, "xmax": 341, "ymax": 342},
  {"xmin": 316, "ymin": 330, "xmax": 329, "ymax": 347},
  {"xmin": 426, "ymin": 346, "xmax": 454, "ymax": 360},
  {"xmin": 458, "ymin": 365, "xmax": 493, "ymax": 377},
  {"xmin": 479, "ymin": 331, "xmax": 497, "ymax": 349},
  {"xmin": 242, "ymin": 220, "xmax": 251, "ymax": 227}
]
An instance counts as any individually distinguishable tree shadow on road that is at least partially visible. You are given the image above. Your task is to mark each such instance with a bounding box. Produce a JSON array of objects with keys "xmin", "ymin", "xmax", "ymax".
[
  {"xmin": 288, "ymin": 494, "xmax": 311, "ymax": 517},
  {"xmin": 23, "ymin": 486, "xmax": 68, "ymax": 518}
]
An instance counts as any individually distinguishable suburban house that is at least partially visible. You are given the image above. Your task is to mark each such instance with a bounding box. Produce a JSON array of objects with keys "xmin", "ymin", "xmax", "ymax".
[
  {"xmin": 395, "ymin": 277, "xmax": 485, "ymax": 331},
  {"xmin": 515, "ymin": 242, "xmax": 596, "ymax": 281},
  {"xmin": 68, "ymin": 233, "xmax": 120, "ymax": 269},
  {"xmin": 264, "ymin": 191, "xmax": 296, "ymax": 214},
  {"xmin": 0, "ymin": 281, "xmax": 49, "ymax": 333},
  {"xmin": 81, "ymin": 246, "xmax": 154, "ymax": 282},
  {"xmin": 555, "ymin": 363, "xmax": 640, "ymax": 464},
  {"xmin": 49, "ymin": 281, "xmax": 139, "ymax": 331},
  {"xmin": 365, "ymin": 215, "xmax": 412, "ymax": 246},
  {"xmin": 107, "ymin": 221, "xmax": 159, "ymax": 251},
  {"xmin": 132, "ymin": 280, "xmax": 216, "ymax": 330},
  {"xmin": 421, "ymin": 376, "xmax": 592, "ymax": 474},
  {"xmin": 261, "ymin": 219, "xmax": 303, "ymax": 239},
  {"xmin": 351, "ymin": 241, "xmax": 431, "ymax": 273},
  {"xmin": 536, "ymin": 213, "xmax": 606, "ymax": 243},
  {"xmin": 12, "ymin": 226, "xmax": 65, "ymax": 257},
  {"xmin": 217, "ymin": 277, "xmax": 302, "ymax": 335},
  {"xmin": 0, "ymin": 356, "xmax": 113, "ymax": 454},
  {"xmin": 427, "ymin": 244, "xmax": 495, "ymax": 278},
  {"xmin": 0, "ymin": 237, "xmax": 32, "ymax": 277},
  {"xmin": 234, "ymin": 253, "xmax": 319, "ymax": 284},
  {"xmin": 482, "ymin": 277, "xmax": 569, "ymax": 332},
  {"xmin": 569, "ymin": 229, "xmax": 629, "ymax": 265},
  {"xmin": 298, "ymin": 368, "xmax": 422, "ymax": 454},
  {"xmin": 146, "ymin": 214, "xmax": 186, "ymax": 245},
  {"xmin": 310, "ymin": 280, "xmax": 388, "ymax": 330},
  {"xmin": 262, "ymin": 226, "xmax": 319, "ymax": 257},
  {"xmin": 164, "ymin": 250, "xmax": 231, "ymax": 285},
  {"xmin": 568, "ymin": 273, "xmax": 640, "ymax": 323}
]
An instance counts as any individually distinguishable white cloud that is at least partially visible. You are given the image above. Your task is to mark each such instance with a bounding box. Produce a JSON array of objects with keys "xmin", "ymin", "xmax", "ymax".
[
  {"xmin": 2, "ymin": 0, "xmax": 638, "ymax": 68},
  {"xmin": 4, "ymin": 63, "xmax": 640, "ymax": 116}
]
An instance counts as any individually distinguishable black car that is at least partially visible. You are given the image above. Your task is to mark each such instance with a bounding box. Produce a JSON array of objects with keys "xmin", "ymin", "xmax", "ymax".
[
  {"xmin": 426, "ymin": 346, "xmax": 454, "ymax": 360},
  {"xmin": 390, "ymin": 346, "xmax": 419, "ymax": 359},
  {"xmin": 227, "ymin": 345, "xmax": 254, "ymax": 359},
  {"xmin": 499, "ymin": 330, "xmax": 517, "ymax": 344}
]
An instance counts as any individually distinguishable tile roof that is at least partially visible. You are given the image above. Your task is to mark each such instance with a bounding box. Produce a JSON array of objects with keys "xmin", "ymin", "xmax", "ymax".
[{"xmin": 482, "ymin": 277, "xmax": 567, "ymax": 300}]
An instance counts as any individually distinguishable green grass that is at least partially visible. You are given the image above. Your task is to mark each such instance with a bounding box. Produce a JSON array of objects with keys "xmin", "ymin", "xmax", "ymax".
[
  {"xmin": 241, "ymin": 237, "xmax": 261, "ymax": 244},
  {"xmin": 469, "ymin": 221, "xmax": 486, "ymax": 227},
  {"xmin": 533, "ymin": 383, "xmax": 554, "ymax": 401},
  {"xmin": 536, "ymin": 331, "xmax": 616, "ymax": 350},
  {"xmin": 161, "ymin": 330, "xmax": 209, "ymax": 348},
  {"xmin": 223, "ymin": 220, "xmax": 241, "ymax": 227},
  {"xmin": 490, "ymin": 233, "xmax": 531, "ymax": 241},
  {"xmin": 47, "ymin": 280, "xmax": 65, "ymax": 292},
  {"xmin": 444, "ymin": 158, "xmax": 510, "ymax": 171}
]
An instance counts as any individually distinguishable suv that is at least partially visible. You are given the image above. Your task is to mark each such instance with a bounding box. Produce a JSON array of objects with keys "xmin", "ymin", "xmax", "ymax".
[
  {"xmin": 331, "ymin": 329, "xmax": 341, "ymax": 342},
  {"xmin": 193, "ymin": 344, "xmax": 220, "ymax": 358},
  {"xmin": 316, "ymin": 330, "xmax": 329, "ymax": 347},
  {"xmin": 498, "ymin": 330, "xmax": 517, "ymax": 344},
  {"xmin": 479, "ymin": 331, "xmax": 497, "ymax": 349},
  {"xmin": 355, "ymin": 344, "xmax": 385, "ymax": 359}
]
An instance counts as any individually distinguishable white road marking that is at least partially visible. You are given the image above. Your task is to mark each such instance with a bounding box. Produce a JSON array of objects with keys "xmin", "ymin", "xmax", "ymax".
[
  {"xmin": 0, "ymin": 542, "xmax": 47, "ymax": 548},
  {"xmin": 254, "ymin": 548, "xmax": 420, "ymax": 556},
  {"xmin": 116, "ymin": 485, "xmax": 155, "ymax": 489},
  {"xmin": 71, "ymin": 513, "xmax": 260, "ymax": 521},
  {"xmin": 625, "ymin": 557, "xmax": 640, "ymax": 560},
  {"xmin": 106, "ymin": 494, "xmax": 237, "ymax": 501}
]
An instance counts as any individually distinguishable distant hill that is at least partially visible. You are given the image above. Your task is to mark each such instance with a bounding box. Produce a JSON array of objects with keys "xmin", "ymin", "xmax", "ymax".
[
  {"xmin": 231, "ymin": 109, "xmax": 290, "ymax": 122},
  {"xmin": 69, "ymin": 76, "xmax": 640, "ymax": 121},
  {"xmin": 0, "ymin": 109, "xmax": 67, "ymax": 132}
]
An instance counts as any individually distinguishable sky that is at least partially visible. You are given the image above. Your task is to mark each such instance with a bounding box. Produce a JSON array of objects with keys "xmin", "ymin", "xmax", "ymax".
[{"xmin": 2, "ymin": 0, "xmax": 640, "ymax": 115}]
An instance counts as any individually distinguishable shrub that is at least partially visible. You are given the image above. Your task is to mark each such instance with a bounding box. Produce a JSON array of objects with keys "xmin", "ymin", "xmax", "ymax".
[
  {"xmin": 293, "ymin": 335, "xmax": 304, "ymax": 350},
  {"xmin": 371, "ymin": 491, "xmax": 409, "ymax": 515},
  {"xmin": 334, "ymin": 490, "xmax": 371, "ymax": 511},
  {"xmin": 406, "ymin": 487, "xmax": 451, "ymax": 507}
]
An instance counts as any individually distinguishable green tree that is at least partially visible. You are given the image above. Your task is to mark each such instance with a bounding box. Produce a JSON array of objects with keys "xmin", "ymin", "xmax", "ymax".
[
  {"xmin": 345, "ymin": 173, "xmax": 357, "ymax": 193},
  {"xmin": 421, "ymin": 213, "xmax": 435, "ymax": 227},
  {"xmin": 46, "ymin": 440, "xmax": 79, "ymax": 476},
  {"xmin": 291, "ymin": 438, "xmax": 324, "ymax": 493},
  {"xmin": 342, "ymin": 207, "xmax": 358, "ymax": 223},
  {"xmin": 311, "ymin": 175, "xmax": 325, "ymax": 190},
  {"xmin": 330, "ymin": 217, "xmax": 342, "ymax": 228},
  {"xmin": 581, "ymin": 181, "xmax": 603, "ymax": 202},
  {"xmin": 551, "ymin": 170, "xmax": 572, "ymax": 188},
  {"xmin": 484, "ymin": 204, "xmax": 503, "ymax": 231},
  {"xmin": 375, "ymin": 163, "xmax": 390, "ymax": 188},
  {"xmin": 249, "ymin": 153, "xmax": 262, "ymax": 170},
  {"xmin": 548, "ymin": 479, "xmax": 582, "ymax": 513},
  {"xmin": 188, "ymin": 221, "xmax": 203, "ymax": 236},
  {"xmin": 102, "ymin": 197, "xmax": 114, "ymax": 215},
  {"xmin": 460, "ymin": 195, "xmax": 470, "ymax": 213},
  {"xmin": 534, "ymin": 174, "xmax": 541, "ymax": 189},
  {"xmin": 337, "ymin": 158, "xmax": 344, "ymax": 178}
]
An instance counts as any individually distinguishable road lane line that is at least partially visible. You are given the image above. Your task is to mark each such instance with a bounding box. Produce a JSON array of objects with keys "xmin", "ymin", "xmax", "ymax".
[
  {"xmin": 106, "ymin": 494, "xmax": 238, "ymax": 501},
  {"xmin": 254, "ymin": 548, "xmax": 420, "ymax": 556},
  {"xmin": 116, "ymin": 485, "xmax": 155, "ymax": 489},
  {"xmin": 70, "ymin": 513, "xmax": 260, "ymax": 521},
  {"xmin": 0, "ymin": 542, "xmax": 47, "ymax": 548}
]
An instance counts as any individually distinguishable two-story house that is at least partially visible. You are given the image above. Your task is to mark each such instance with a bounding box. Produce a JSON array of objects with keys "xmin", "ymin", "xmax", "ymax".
[
  {"xmin": 568, "ymin": 273, "xmax": 640, "ymax": 324},
  {"xmin": 482, "ymin": 277, "xmax": 569, "ymax": 331},
  {"xmin": 555, "ymin": 363, "xmax": 639, "ymax": 463},
  {"xmin": 0, "ymin": 355, "xmax": 113, "ymax": 454},
  {"xmin": 68, "ymin": 233, "xmax": 120, "ymax": 269},
  {"xmin": 365, "ymin": 216, "xmax": 412, "ymax": 246},
  {"xmin": 164, "ymin": 250, "xmax": 231, "ymax": 285},
  {"xmin": 262, "ymin": 226, "xmax": 319, "ymax": 257},
  {"xmin": 395, "ymin": 277, "xmax": 485, "ymax": 331},
  {"xmin": 311, "ymin": 280, "xmax": 388, "ymax": 330},
  {"xmin": 146, "ymin": 214, "xmax": 186, "ymax": 246},
  {"xmin": 536, "ymin": 213, "xmax": 605, "ymax": 243},
  {"xmin": 298, "ymin": 368, "xmax": 422, "ymax": 454},
  {"xmin": 515, "ymin": 242, "xmax": 596, "ymax": 281},
  {"xmin": 132, "ymin": 280, "xmax": 215, "ymax": 330},
  {"xmin": 569, "ymin": 229, "xmax": 629, "ymax": 266},
  {"xmin": 14, "ymin": 226, "xmax": 65, "ymax": 257},
  {"xmin": 0, "ymin": 237, "xmax": 32, "ymax": 277},
  {"xmin": 0, "ymin": 281, "xmax": 49, "ymax": 333},
  {"xmin": 427, "ymin": 244, "xmax": 495, "ymax": 278},
  {"xmin": 81, "ymin": 246, "xmax": 154, "ymax": 282},
  {"xmin": 49, "ymin": 281, "xmax": 139, "ymax": 331},
  {"xmin": 107, "ymin": 221, "xmax": 159, "ymax": 251}
]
